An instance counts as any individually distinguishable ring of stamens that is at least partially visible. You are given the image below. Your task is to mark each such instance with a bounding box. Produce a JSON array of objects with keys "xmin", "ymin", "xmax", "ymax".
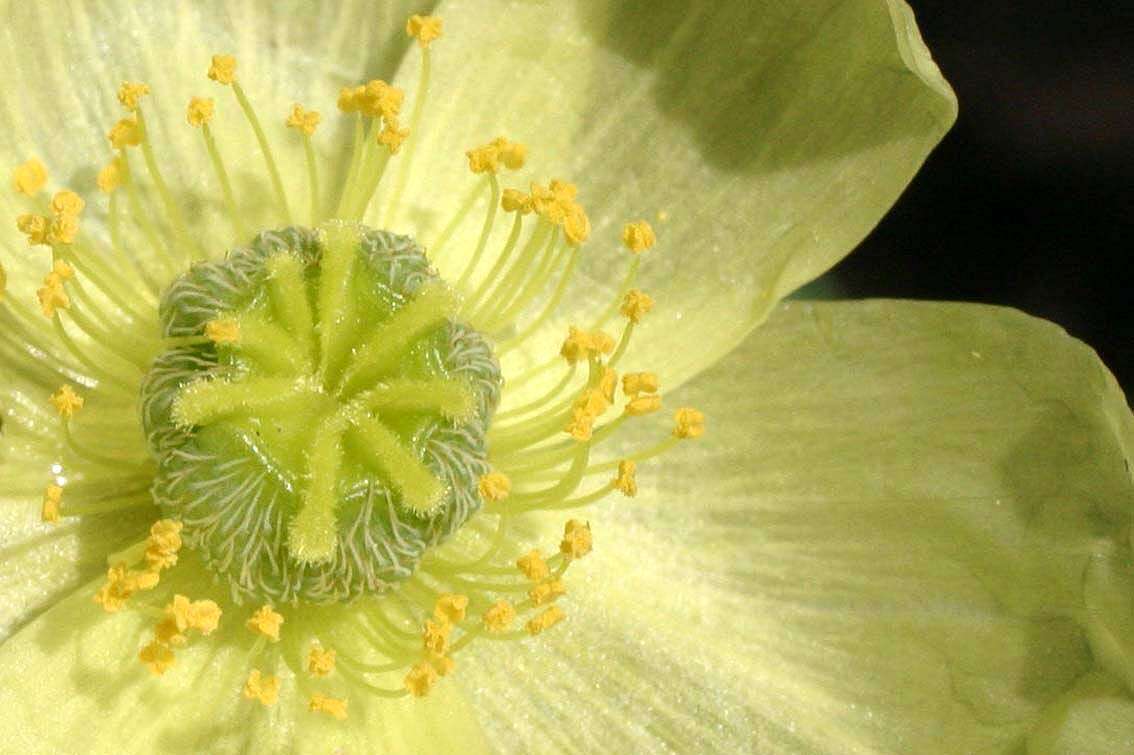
[{"xmin": 141, "ymin": 224, "xmax": 501, "ymax": 604}]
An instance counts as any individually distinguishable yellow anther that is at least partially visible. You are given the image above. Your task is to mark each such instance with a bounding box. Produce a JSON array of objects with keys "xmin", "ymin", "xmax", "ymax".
[
  {"xmin": 107, "ymin": 116, "xmax": 142, "ymax": 149},
  {"xmin": 422, "ymin": 618, "xmax": 451, "ymax": 655},
  {"xmin": 186, "ymin": 96, "xmax": 215, "ymax": 127},
  {"xmin": 563, "ymin": 203, "xmax": 591, "ymax": 246},
  {"xmin": 36, "ymin": 274, "xmax": 70, "ymax": 317},
  {"xmin": 116, "ymin": 82, "xmax": 151, "ymax": 112},
  {"xmin": 165, "ymin": 594, "xmax": 222, "ymax": 636},
  {"xmin": 307, "ymin": 645, "xmax": 337, "ymax": 677},
  {"xmin": 337, "ymin": 85, "xmax": 366, "ymax": 114},
  {"xmin": 466, "ymin": 137, "xmax": 526, "ymax": 174},
  {"xmin": 46, "ymin": 214, "xmax": 80, "ymax": 245},
  {"xmin": 673, "ymin": 407, "xmax": 706, "ymax": 439},
  {"xmin": 247, "ymin": 605, "xmax": 284, "ymax": 641},
  {"xmin": 516, "ymin": 550, "xmax": 550, "ymax": 582},
  {"xmin": 360, "ymin": 79, "xmax": 403, "ymax": 120},
  {"xmin": 620, "ymin": 289, "xmax": 654, "ymax": 323},
  {"xmin": 144, "ymin": 518, "xmax": 183, "ymax": 571},
  {"xmin": 205, "ymin": 318, "xmax": 240, "ymax": 344},
  {"xmin": 621, "ymin": 220, "xmax": 656, "ymax": 253},
  {"xmin": 138, "ymin": 640, "xmax": 175, "ymax": 676},
  {"xmin": 482, "ymin": 600, "xmax": 516, "ymax": 633},
  {"xmin": 434, "ymin": 593, "xmax": 469, "ymax": 624},
  {"xmin": 625, "ymin": 394, "xmax": 662, "ymax": 417},
  {"xmin": 93, "ymin": 562, "xmax": 159, "ymax": 613},
  {"xmin": 97, "ymin": 159, "xmax": 123, "ymax": 194},
  {"xmin": 11, "ymin": 158, "xmax": 47, "ymax": 196},
  {"xmin": 404, "ymin": 661, "xmax": 439, "ymax": 697},
  {"xmin": 559, "ymin": 326, "xmax": 614, "ymax": 365},
  {"xmin": 378, "ymin": 118, "xmax": 410, "ymax": 154},
  {"xmin": 621, "ymin": 372, "xmax": 659, "ymax": 398},
  {"xmin": 207, "ymin": 54, "xmax": 237, "ymax": 85},
  {"xmin": 614, "ymin": 460, "xmax": 638, "ymax": 497},
  {"xmin": 526, "ymin": 605, "xmax": 566, "ymax": 636},
  {"xmin": 17, "ymin": 214, "xmax": 49, "ymax": 246},
  {"xmin": 309, "ymin": 693, "xmax": 349, "ymax": 719},
  {"xmin": 529, "ymin": 578, "xmax": 566, "ymax": 605},
  {"xmin": 286, "ymin": 104, "xmax": 321, "ymax": 136},
  {"xmin": 564, "ymin": 407, "xmax": 595, "ymax": 442},
  {"xmin": 501, "ymin": 188, "xmax": 533, "ymax": 214},
  {"xmin": 49, "ymin": 384, "xmax": 84, "ymax": 418},
  {"xmin": 428, "ymin": 651, "xmax": 455, "ymax": 677},
  {"xmin": 406, "ymin": 14, "xmax": 444, "ymax": 48},
  {"xmin": 244, "ymin": 670, "xmax": 281, "ymax": 707},
  {"xmin": 41, "ymin": 484, "xmax": 63, "ymax": 524},
  {"xmin": 50, "ymin": 190, "xmax": 85, "ymax": 219},
  {"xmin": 549, "ymin": 179, "xmax": 578, "ymax": 202},
  {"xmin": 51, "ymin": 261, "xmax": 75, "ymax": 281},
  {"xmin": 477, "ymin": 471, "xmax": 511, "ymax": 502},
  {"xmin": 560, "ymin": 519, "xmax": 592, "ymax": 560},
  {"xmin": 154, "ymin": 617, "xmax": 187, "ymax": 648}
]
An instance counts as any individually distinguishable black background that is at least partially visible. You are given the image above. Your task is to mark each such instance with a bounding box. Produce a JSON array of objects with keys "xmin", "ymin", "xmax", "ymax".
[{"xmin": 822, "ymin": 2, "xmax": 1133, "ymax": 392}]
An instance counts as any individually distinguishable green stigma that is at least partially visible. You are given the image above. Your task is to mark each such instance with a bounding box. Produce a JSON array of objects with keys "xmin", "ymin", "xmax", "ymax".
[{"xmin": 141, "ymin": 224, "xmax": 501, "ymax": 604}]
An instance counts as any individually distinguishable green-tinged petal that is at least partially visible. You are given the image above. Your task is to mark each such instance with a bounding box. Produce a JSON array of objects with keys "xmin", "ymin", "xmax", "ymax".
[
  {"xmin": 0, "ymin": 0, "xmax": 430, "ymax": 276},
  {"xmin": 387, "ymin": 0, "xmax": 956, "ymax": 389},
  {"xmin": 462, "ymin": 300, "xmax": 1134, "ymax": 752},
  {"xmin": 0, "ymin": 563, "xmax": 489, "ymax": 754}
]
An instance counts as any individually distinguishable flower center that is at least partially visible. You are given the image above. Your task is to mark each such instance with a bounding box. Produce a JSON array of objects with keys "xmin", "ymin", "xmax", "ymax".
[{"xmin": 141, "ymin": 223, "xmax": 501, "ymax": 603}]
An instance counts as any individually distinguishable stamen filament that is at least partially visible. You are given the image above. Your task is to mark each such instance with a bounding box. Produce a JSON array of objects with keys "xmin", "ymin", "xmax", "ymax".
[
  {"xmin": 428, "ymin": 182, "xmax": 483, "ymax": 264},
  {"xmin": 592, "ymin": 255, "xmax": 641, "ymax": 328},
  {"xmin": 120, "ymin": 152, "xmax": 179, "ymax": 277},
  {"xmin": 135, "ymin": 108, "xmax": 204, "ymax": 262},
  {"xmin": 62, "ymin": 421, "xmax": 146, "ymax": 470},
  {"xmin": 107, "ymin": 192, "xmax": 164, "ymax": 294},
  {"xmin": 302, "ymin": 133, "xmax": 321, "ymax": 224},
  {"xmin": 231, "ymin": 82, "xmax": 293, "ymax": 223},
  {"xmin": 453, "ymin": 176, "xmax": 500, "ymax": 292},
  {"xmin": 382, "ymin": 47, "xmax": 431, "ymax": 225},
  {"xmin": 461, "ymin": 212, "xmax": 524, "ymax": 316},
  {"xmin": 200, "ymin": 123, "xmax": 249, "ymax": 240},
  {"xmin": 497, "ymin": 246, "xmax": 580, "ymax": 355},
  {"xmin": 495, "ymin": 364, "xmax": 577, "ymax": 420},
  {"xmin": 51, "ymin": 316, "xmax": 135, "ymax": 391},
  {"xmin": 470, "ymin": 223, "xmax": 552, "ymax": 327},
  {"xmin": 335, "ymin": 114, "xmax": 366, "ymax": 216}
]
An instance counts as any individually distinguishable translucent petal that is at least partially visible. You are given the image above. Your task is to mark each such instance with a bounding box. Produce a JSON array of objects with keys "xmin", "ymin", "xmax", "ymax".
[
  {"xmin": 0, "ymin": 0, "xmax": 429, "ymax": 276},
  {"xmin": 387, "ymin": 0, "xmax": 956, "ymax": 389},
  {"xmin": 0, "ymin": 566, "xmax": 489, "ymax": 754},
  {"xmin": 462, "ymin": 300, "xmax": 1134, "ymax": 752}
]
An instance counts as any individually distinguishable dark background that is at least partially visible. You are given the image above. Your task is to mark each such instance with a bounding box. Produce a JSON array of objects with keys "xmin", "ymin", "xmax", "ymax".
[{"xmin": 817, "ymin": 2, "xmax": 1133, "ymax": 391}]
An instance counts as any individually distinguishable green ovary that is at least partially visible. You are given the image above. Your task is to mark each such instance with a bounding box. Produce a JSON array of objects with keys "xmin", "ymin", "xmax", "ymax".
[{"xmin": 142, "ymin": 224, "xmax": 502, "ymax": 604}]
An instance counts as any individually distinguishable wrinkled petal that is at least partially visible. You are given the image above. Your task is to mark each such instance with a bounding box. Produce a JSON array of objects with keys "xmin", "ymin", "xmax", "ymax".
[
  {"xmin": 461, "ymin": 300, "xmax": 1134, "ymax": 752},
  {"xmin": 388, "ymin": 0, "xmax": 956, "ymax": 389}
]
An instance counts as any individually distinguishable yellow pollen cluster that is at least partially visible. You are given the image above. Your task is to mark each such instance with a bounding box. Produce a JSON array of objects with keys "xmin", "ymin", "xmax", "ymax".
[
  {"xmin": 620, "ymin": 289, "xmax": 655, "ymax": 323},
  {"xmin": 560, "ymin": 519, "xmax": 593, "ymax": 560},
  {"xmin": 531, "ymin": 179, "xmax": 590, "ymax": 245},
  {"xmin": 466, "ymin": 137, "xmax": 527, "ymax": 175},
  {"xmin": 307, "ymin": 645, "xmax": 337, "ymax": 677},
  {"xmin": 49, "ymin": 383, "xmax": 84, "ymax": 418},
  {"xmin": 404, "ymin": 592, "xmax": 469, "ymax": 696},
  {"xmin": 40, "ymin": 484, "xmax": 63, "ymax": 524},
  {"xmin": 309, "ymin": 693, "xmax": 349, "ymax": 720},
  {"xmin": 482, "ymin": 600, "xmax": 516, "ymax": 632},
  {"xmin": 35, "ymin": 260, "xmax": 75, "ymax": 317},
  {"xmin": 145, "ymin": 518, "xmax": 184, "ymax": 570},
  {"xmin": 140, "ymin": 594, "xmax": 221, "ymax": 675},
  {"xmin": 337, "ymin": 79, "xmax": 404, "ymax": 120},
  {"xmin": 614, "ymin": 459, "xmax": 638, "ymax": 497},
  {"xmin": 286, "ymin": 104, "xmax": 321, "ymax": 136},
  {"xmin": 622, "ymin": 371, "xmax": 659, "ymax": 398},
  {"xmin": 186, "ymin": 96, "xmax": 215, "ymax": 127},
  {"xmin": 244, "ymin": 670, "xmax": 281, "ymax": 706},
  {"xmin": 94, "ymin": 563, "xmax": 159, "ymax": 613},
  {"xmin": 529, "ymin": 578, "xmax": 566, "ymax": 605},
  {"xmin": 107, "ymin": 115, "xmax": 142, "ymax": 149},
  {"xmin": 526, "ymin": 605, "xmax": 566, "ymax": 636},
  {"xmin": 116, "ymin": 81, "xmax": 151, "ymax": 111},
  {"xmin": 11, "ymin": 157, "xmax": 47, "ymax": 195},
  {"xmin": 205, "ymin": 318, "xmax": 240, "ymax": 344},
  {"xmin": 404, "ymin": 662, "xmax": 438, "ymax": 698},
  {"xmin": 17, "ymin": 189, "xmax": 84, "ymax": 248},
  {"xmin": 673, "ymin": 407, "xmax": 706, "ymax": 439},
  {"xmin": 621, "ymin": 219, "xmax": 656, "ymax": 253},
  {"xmin": 246, "ymin": 604, "xmax": 284, "ymax": 641},
  {"xmin": 516, "ymin": 550, "xmax": 550, "ymax": 581},
  {"xmin": 406, "ymin": 14, "xmax": 443, "ymax": 48},
  {"xmin": 97, "ymin": 158, "xmax": 123, "ymax": 194},
  {"xmin": 560, "ymin": 326, "xmax": 615, "ymax": 365},
  {"xmin": 478, "ymin": 471, "xmax": 511, "ymax": 502},
  {"xmin": 501, "ymin": 188, "xmax": 534, "ymax": 214},
  {"xmin": 434, "ymin": 593, "xmax": 469, "ymax": 624},
  {"xmin": 208, "ymin": 54, "xmax": 237, "ymax": 85},
  {"xmin": 378, "ymin": 118, "xmax": 410, "ymax": 154}
]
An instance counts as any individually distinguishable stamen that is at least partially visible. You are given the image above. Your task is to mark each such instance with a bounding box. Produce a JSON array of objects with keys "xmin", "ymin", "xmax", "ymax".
[
  {"xmin": 307, "ymin": 645, "xmax": 337, "ymax": 677},
  {"xmin": 246, "ymin": 605, "xmax": 284, "ymax": 641},
  {"xmin": 11, "ymin": 157, "xmax": 47, "ymax": 195},
  {"xmin": 209, "ymin": 54, "xmax": 293, "ymax": 223},
  {"xmin": 188, "ymin": 96, "xmax": 248, "ymax": 240},
  {"xmin": 286, "ymin": 104, "xmax": 323, "ymax": 224},
  {"xmin": 244, "ymin": 670, "xmax": 281, "ymax": 706}
]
